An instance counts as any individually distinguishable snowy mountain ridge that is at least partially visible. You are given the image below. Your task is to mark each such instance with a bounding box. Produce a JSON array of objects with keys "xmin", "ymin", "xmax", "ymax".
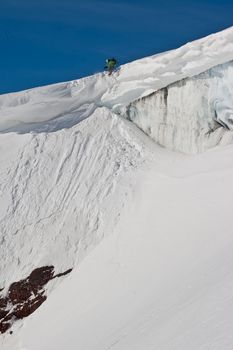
[
  {"xmin": 1, "ymin": 26, "xmax": 233, "ymax": 133},
  {"xmin": 1, "ymin": 26, "xmax": 233, "ymax": 154},
  {"xmin": 1, "ymin": 26, "xmax": 233, "ymax": 349}
]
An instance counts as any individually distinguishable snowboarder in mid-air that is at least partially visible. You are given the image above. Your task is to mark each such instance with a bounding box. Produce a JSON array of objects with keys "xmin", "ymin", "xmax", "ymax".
[{"xmin": 105, "ymin": 58, "xmax": 117, "ymax": 75}]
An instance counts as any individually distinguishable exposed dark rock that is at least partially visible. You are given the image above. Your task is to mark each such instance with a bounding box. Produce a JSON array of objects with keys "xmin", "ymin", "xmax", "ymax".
[
  {"xmin": 0, "ymin": 309, "xmax": 8, "ymax": 320},
  {"xmin": 29, "ymin": 266, "xmax": 54, "ymax": 289},
  {"xmin": 0, "ymin": 297, "xmax": 8, "ymax": 309},
  {"xmin": 12, "ymin": 294, "xmax": 47, "ymax": 319},
  {"xmin": 0, "ymin": 322, "xmax": 11, "ymax": 333},
  {"xmin": 53, "ymin": 268, "xmax": 73, "ymax": 279},
  {"xmin": 8, "ymin": 266, "xmax": 54, "ymax": 305},
  {"xmin": 0, "ymin": 265, "xmax": 72, "ymax": 334}
]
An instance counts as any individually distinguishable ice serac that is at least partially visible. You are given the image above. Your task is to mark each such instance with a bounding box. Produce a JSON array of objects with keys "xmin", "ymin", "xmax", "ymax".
[{"xmin": 125, "ymin": 61, "xmax": 233, "ymax": 154}]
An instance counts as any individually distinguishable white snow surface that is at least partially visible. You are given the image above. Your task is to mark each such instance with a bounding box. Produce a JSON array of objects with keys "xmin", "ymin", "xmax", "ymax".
[
  {"xmin": 2, "ymin": 144, "xmax": 233, "ymax": 350},
  {"xmin": 1, "ymin": 26, "xmax": 233, "ymax": 349},
  {"xmin": 0, "ymin": 109, "xmax": 145, "ymax": 288}
]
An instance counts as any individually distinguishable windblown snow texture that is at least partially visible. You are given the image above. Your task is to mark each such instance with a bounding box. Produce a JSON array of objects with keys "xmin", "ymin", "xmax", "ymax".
[{"xmin": 0, "ymin": 109, "xmax": 143, "ymax": 290}]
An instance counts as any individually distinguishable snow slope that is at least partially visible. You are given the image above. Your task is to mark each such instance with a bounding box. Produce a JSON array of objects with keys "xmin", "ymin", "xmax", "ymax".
[
  {"xmin": 2, "ymin": 142, "xmax": 233, "ymax": 350},
  {"xmin": 1, "ymin": 26, "xmax": 233, "ymax": 349},
  {"xmin": 0, "ymin": 108, "xmax": 145, "ymax": 289}
]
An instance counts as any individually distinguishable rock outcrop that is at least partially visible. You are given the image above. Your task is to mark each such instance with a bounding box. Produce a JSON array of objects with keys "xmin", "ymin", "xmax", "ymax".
[{"xmin": 0, "ymin": 266, "xmax": 72, "ymax": 334}]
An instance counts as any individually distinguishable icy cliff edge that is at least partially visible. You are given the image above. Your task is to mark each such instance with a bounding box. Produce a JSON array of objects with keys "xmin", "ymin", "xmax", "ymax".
[{"xmin": 125, "ymin": 61, "xmax": 233, "ymax": 154}]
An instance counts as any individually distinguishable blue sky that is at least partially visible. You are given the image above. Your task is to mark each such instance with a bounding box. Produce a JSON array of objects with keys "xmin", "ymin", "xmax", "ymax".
[{"xmin": 1, "ymin": 0, "xmax": 233, "ymax": 93}]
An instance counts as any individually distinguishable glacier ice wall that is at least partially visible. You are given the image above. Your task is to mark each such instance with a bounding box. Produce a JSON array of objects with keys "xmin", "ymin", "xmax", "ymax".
[{"xmin": 125, "ymin": 61, "xmax": 233, "ymax": 153}]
